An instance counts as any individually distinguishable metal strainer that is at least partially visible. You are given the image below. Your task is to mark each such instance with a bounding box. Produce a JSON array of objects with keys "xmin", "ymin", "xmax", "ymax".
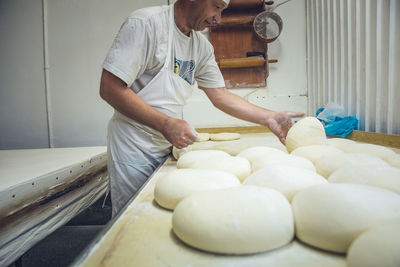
[{"xmin": 253, "ymin": 0, "xmax": 293, "ymax": 43}]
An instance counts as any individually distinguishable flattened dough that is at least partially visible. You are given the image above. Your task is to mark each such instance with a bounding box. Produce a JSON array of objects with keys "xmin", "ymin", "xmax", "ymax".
[
  {"xmin": 210, "ymin": 133, "xmax": 241, "ymax": 141},
  {"xmin": 339, "ymin": 143, "xmax": 396, "ymax": 159},
  {"xmin": 328, "ymin": 165, "xmax": 400, "ymax": 194},
  {"xmin": 314, "ymin": 153, "xmax": 390, "ymax": 178},
  {"xmin": 244, "ymin": 165, "xmax": 327, "ymax": 201},
  {"xmin": 154, "ymin": 169, "xmax": 240, "ymax": 210},
  {"xmin": 237, "ymin": 146, "xmax": 288, "ymax": 164},
  {"xmin": 286, "ymin": 117, "xmax": 327, "ymax": 153},
  {"xmin": 326, "ymin": 138, "xmax": 356, "ymax": 150},
  {"xmin": 172, "ymin": 186, "xmax": 294, "ymax": 254},
  {"xmin": 292, "ymin": 184, "xmax": 400, "ymax": 253},
  {"xmin": 196, "ymin": 133, "xmax": 211, "ymax": 142},
  {"xmin": 252, "ymin": 154, "xmax": 316, "ymax": 173},
  {"xmin": 177, "ymin": 150, "xmax": 251, "ymax": 182},
  {"xmin": 172, "ymin": 134, "xmax": 287, "ymax": 160},
  {"xmin": 291, "ymin": 145, "xmax": 344, "ymax": 163},
  {"xmin": 385, "ymin": 153, "xmax": 400, "ymax": 168},
  {"xmin": 177, "ymin": 150, "xmax": 230, "ymax": 167},
  {"xmin": 347, "ymin": 223, "xmax": 400, "ymax": 267}
]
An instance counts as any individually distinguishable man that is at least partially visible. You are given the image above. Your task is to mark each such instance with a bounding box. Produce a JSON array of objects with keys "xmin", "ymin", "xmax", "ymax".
[{"xmin": 100, "ymin": 0, "xmax": 304, "ymax": 216}]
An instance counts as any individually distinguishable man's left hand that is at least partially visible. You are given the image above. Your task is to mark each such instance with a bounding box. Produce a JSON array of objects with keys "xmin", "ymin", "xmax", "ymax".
[{"xmin": 266, "ymin": 111, "xmax": 305, "ymax": 145}]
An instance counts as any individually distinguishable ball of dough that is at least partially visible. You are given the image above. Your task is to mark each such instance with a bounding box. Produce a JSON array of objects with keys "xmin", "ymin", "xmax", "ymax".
[
  {"xmin": 252, "ymin": 154, "xmax": 316, "ymax": 173},
  {"xmin": 177, "ymin": 150, "xmax": 230, "ymax": 167},
  {"xmin": 154, "ymin": 169, "xmax": 240, "ymax": 210},
  {"xmin": 315, "ymin": 153, "xmax": 390, "ymax": 178},
  {"xmin": 207, "ymin": 140, "xmax": 251, "ymax": 156},
  {"xmin": 385, "ymin": 153, "xmax": 400, "ymax": 168},
  {"xmin": 237, "ymin": 146, "xmax": 288, "ymax": 164},
  {"xmin": 172, "ymin": 142, "xmax": 224, "ymax": 160},
  {"xmin": 177, "ymin": 150, "xmax": 251, "ymax": 182},
  {"xmin": 339, "ymin": 143, "xmax": 396, "ymax": 159},
  {"xmin": 210, "ymin": 133, "xmax": 241, "ymax": 141},
  {"xmin": 326, "ymin": 138, "xmax": 356, "ymax": 150},
  {"xmin": 172, "ymin": 186, "xmax": 294, "ymax": 254},
  {"xmin": 329, "ymin": 165, "xmax": 400, "ymax": 194},
  {"xmin": 285, "ymin": 117, "xmax": 327, "ymax": 153},
  {"xmin": 347, "ymin": 223, "xmax": 400, "ymax": 267},
  {"xmin": 292, "ymin": 184, "xmax": 400, "ymax": 253},
  {"xmin": 240, "ymin": 135, "xmax": 288, "ymax": 152},
  {"xmin": 291, "ymin": 145, "xmax": 344, "ymax": 164},
  {"xmin": 244, "ymin": 165, "xmax": 328, "ymax": 201}
]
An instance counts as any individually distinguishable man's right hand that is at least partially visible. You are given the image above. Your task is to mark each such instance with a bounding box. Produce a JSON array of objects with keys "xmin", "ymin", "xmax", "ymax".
[{"xmin": 161, "ymin": 117, "xmax": 197, "ymax": 149}]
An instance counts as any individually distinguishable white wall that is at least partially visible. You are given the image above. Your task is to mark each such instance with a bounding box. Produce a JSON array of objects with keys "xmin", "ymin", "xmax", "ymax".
[
  {"xmin": 0, "ymin": 0, "xmax": 49, "ymax": 149},
  {"xmin": 0, "ymin": 0, "xmax": 166, "ymax": 149},
  {"xmin": 46, "ymin": 0, "xmax": 166, "ymax": 147},
  {"xmin": 0, "ymin": 0, "xmax": 307, "ymax": 149}
]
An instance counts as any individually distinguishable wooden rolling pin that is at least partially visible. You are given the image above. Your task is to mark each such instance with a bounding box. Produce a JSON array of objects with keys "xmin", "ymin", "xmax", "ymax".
[
  {"xmin": 218, "ymin": 57, "xmax": 278, "ymax": 69},
  {"xmin": 228, "ymin": 0, "xmax": 264, "ymax": 9},
  {"xmin": 219, "ymin": 14, "xmax": 256, "ymax": 26}
]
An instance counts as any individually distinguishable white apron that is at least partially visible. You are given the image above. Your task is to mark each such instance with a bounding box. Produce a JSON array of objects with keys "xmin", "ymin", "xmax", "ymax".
[{"xmin": 107, "ymin": 4, "xmax": 197, "ymax": 215}]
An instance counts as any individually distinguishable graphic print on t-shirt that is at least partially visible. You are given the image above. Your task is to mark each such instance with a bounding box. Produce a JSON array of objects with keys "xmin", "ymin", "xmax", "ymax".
[{"xmin": 174, "ymin": 58, "xmax": 195, "ymax": 85}]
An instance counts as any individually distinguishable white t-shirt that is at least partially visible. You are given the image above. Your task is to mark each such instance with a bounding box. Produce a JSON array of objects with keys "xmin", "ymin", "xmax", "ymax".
[{"xmin": 103, "ymin": 5, "xmax": 225, "ymax": 92}]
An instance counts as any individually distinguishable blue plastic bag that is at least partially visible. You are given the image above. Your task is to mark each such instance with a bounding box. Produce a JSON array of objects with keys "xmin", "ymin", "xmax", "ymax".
[{"xmin": 316, "ymin": 103, "xmax": 358, "ymax": 138}]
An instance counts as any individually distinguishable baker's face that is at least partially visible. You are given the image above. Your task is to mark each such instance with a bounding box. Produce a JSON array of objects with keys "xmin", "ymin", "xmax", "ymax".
[{"xmin": 190, "ymin": 0, "xmax": 228, "ymax": 31}]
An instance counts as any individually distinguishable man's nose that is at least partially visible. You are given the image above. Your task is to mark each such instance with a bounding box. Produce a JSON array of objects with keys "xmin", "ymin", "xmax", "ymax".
[{"xmin": 213, "ymin": 13, "xmax": 222, "ymax": 24}]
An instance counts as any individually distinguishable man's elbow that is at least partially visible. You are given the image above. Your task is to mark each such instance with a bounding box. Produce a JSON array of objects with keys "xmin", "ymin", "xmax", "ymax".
[
  {"xmin": 99, "ymin": 83, "xmax": 108, "ymax": 101},
  {"xmin": 211, "ymin": 98, "xmax": 224, "ymax": 110},
  {"xmin": 99, "ymin": 73, "xmax": 113, "ymax": 102},
  {"xmin": 99, "ymin": 70, "xmax": 127, "ymax": 102}
]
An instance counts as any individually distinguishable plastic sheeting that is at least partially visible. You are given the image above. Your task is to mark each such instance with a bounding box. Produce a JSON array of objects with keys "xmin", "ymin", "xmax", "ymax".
[{"xmin": 0, "ymin": 147, "xmax": 108, "ymax": 266}]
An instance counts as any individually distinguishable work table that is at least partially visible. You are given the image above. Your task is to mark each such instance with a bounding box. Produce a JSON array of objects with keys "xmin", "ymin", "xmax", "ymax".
[{"xmin": 74, "ymin": 133, "xmax": 346, "ymax": 267}]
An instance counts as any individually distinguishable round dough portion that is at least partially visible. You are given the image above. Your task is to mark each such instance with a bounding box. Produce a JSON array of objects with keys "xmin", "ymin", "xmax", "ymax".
[
  {"xmin": 385, "ymin": 153, "xmax": 400, "ymax": 168},
  {"xmin": 237, "ymin": 146, "xmax": 288, "ymax": 164},
  {"xmin": 177, "ymin": 150, "xmax": 251, "ymax": 182},
  {"xmin": 252, "ymin": 154, "xmax": 316, "ymax": 173},
  {"xmin": 326, "ymin": 138, "xmax": 356, "ymax": 150},
  {"xmin": 244, "ymin": 165, "xmax": 328, "ymax": 201},
  {"xmin": 347, "ymin": 223, "xmax": 400, "ymax": 267},
  {"xmin": 315, "ymin": 153, "xmax": 389, "ymax": 178},
  {"xmin": 172, "ymin": 142, "xmax": 223, "ymax": 160},
  {"xmin": 177, "ymin": 150, "xmax": 230, "ymax": 167},
  {"xmin": 339, "ymin": 143, "xmax": 396, "ymax": 159},
  {"xmin": 292, "ymin": 184, "xmax": 400, "ymax": 253},
  {"xmin": 210, "ymin": 132, "xmax": 241, "ymax": 141},
  {"xmin": 291, "ymin": 145, "xmax": 344, "ymax": 164},
  {"xmin": 286, "ymin": 117, "xmax": 327, "ymax": 153},
  {"xmin": 329, "ymin": 165, "xmax": 400, "ymax": 194},
  {"xmin": 172, "ymin": 186, "xmax": 294, "ymax": 254},
  {"xmin": 154, "ymin": 169, "xmax": 240, "ymax": 210}
]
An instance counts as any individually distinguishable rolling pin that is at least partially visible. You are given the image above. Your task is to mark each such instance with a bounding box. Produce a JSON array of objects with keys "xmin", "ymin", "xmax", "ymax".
[
  {"xmin": 228, "ymin": 0, "xmax": 264, "ymax": 9},
  {"xmin": 218, "ymin": 57, "xmax": 278, "ymax": 69}
]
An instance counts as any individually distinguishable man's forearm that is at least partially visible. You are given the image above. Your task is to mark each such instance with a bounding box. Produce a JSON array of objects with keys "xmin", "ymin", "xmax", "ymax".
[
  {"xmin": 201, "ymin": 86, "xmax": 305, "ymax": 144},
  {"xmin": 202, "ymin": 87, "xmax": 274, "ymax": 126}
]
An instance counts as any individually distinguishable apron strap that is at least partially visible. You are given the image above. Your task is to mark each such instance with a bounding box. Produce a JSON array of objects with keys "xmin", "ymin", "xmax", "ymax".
[{"xmin": 163, "ymin": 5, "xmax": 175, "ymax": 69}]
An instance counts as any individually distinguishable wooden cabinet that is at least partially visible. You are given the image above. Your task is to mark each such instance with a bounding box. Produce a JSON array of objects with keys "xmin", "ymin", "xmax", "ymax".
[{"xmin": 209, "ymin": 0, "xmax": 269, "ymax": 89}]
